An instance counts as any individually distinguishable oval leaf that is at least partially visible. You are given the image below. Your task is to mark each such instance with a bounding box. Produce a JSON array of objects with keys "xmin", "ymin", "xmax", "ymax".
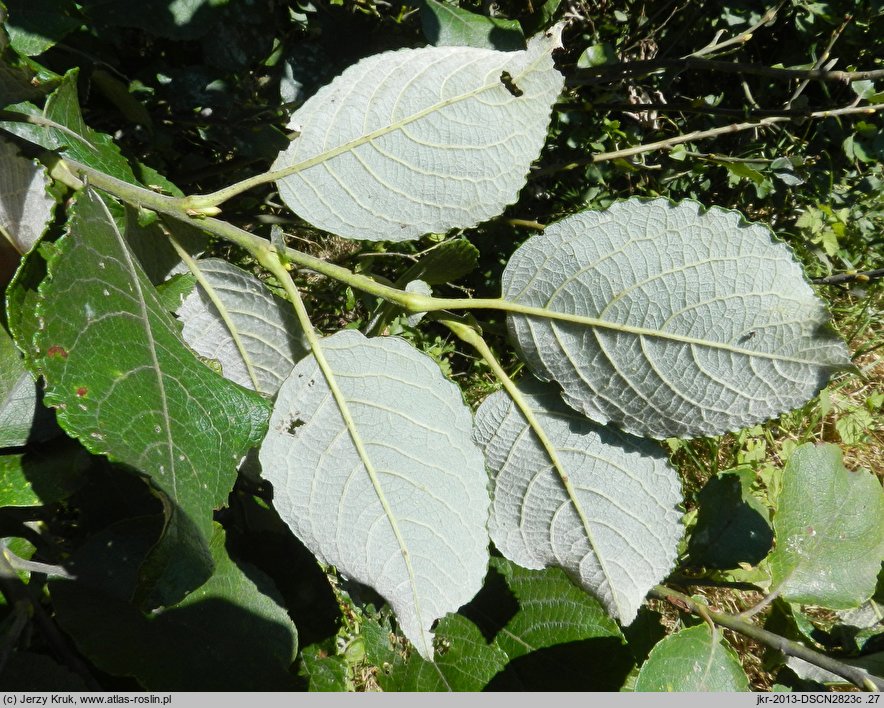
[
  {"xmin": 473, "ymin": 377, "xmax": 682, "ymax": 624},
  {"xmin": 34, "ymin": 189, "xmax": 270, "ymax": 603},
  {"xmin": 770, "ymin": 443, "xmax": 884, "ymax": 608},
  {"xmin": 177, "ymin": 258, "xmax": 308, "ymax": 396},
  {"xmin": 634, "ymin": 624, "xmax": 749, "ymax": 691},
  {"xmin": 259, "ymin": 330, "xmax": 490, "ymax": 659},
  {"xmin": 272, "ymin": 28, "xmax": 564, "ymax": 242},
  {"xmin": 503, "ymin": 198, "xmax": 851, "ymax": 438}
]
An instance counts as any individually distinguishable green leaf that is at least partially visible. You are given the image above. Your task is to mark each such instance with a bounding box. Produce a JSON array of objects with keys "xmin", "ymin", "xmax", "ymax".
[
  {"xmin": 420, "ymin": 0, "xmax": 525, "ymax": 51},
  {"xmin": 78, "ymin": 0, "xmax": 224, "ymax": 41},
  {"xmin": 723, "ymin": 161, "xmax": 765, "ymax": 185},
  {"xmin": 473, "ymin": 377, "xmax": 682, "ymax": 624},
  {"xmin": 3, "ymin": 0, "xmax": 80, "ymax": 56},
  {"xmin": 272, "ymin": 27, "xmax": 564, "ymax": 242},
  {"xmin": 1, "ymin": 69, "xmax": 138, "ymax": 184},
  {"xmin": 298, "ymin": 645, "xmax": 350, "ymax": 691},
  {"xmin": 399, "ymin": 239, "xmax": 480, "ymax": 286},
  {"xmin": 176, "ymin": 258, "xmax": 309, "ymax": 396},
  {"xmin": 577, "ymin": 43, "xmax": 616, "ymax": 68},
  {"xmin": 490, "ymin": 557, "xmax": 622, "ymax": 660},
  {"xmin": 0, "ymin": 439, "xmax": 89, "ymax": 507},
  {"xmin": 520, "ymin": 0, "xmax": 561, "ymax": 35},
  {"xmin": 688, "ymin": 469, "xmax": 773, "ymax": 568},
  {"xmin": 50, "ymin": 520, "xmax": 299, "ymax": 690},
  {"xmin": 34, "ymin": 189, "xmax": 269, "ymax": 604},
  {"xmin": 260, "ymin": 330, "xmax": 490, "ymax": 660},
  {"xmin": 379, "ymin": 614, "xmax": 508, "ymax": 691},
  {"xmin": 634, "ymin": 624, "xmax": 750, "ymax": 691},
  {"xmin": 503, "ymin": 198, "xmax": 851, "ymax": 439},
  {"xmin": 0, "ymin": 651, "xmax": 88, "ymax": 690},
  {"xmin": 0, "ymin": 136, "xmax": 56, "ymax": 254},
  {"xmin": 769, "ymin": 443, "xmax": 884, "ymax": 608}
]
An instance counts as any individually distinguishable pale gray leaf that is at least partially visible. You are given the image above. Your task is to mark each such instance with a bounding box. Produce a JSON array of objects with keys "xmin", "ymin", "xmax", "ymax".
[
  {"xmin": 473, "ymin": 377, "xmax": 682, "ymax": 624},
  {"xmin": 177, "ymin": 258, "xmax": 308, "ymax": 396},
  {"xmin": 503, "ymin": 198, "xmax": 851, "ymax": 439},
  {"xmin": 260, "ymin": 331, "xmax": 490, "ymax": 659},
  {"xmin": 0, "ymin": 137, "xmax": 56, "ymax": 254},
  {"xmin": 272, "ymin": 27, "xmax": 564, "ymax": 242}
]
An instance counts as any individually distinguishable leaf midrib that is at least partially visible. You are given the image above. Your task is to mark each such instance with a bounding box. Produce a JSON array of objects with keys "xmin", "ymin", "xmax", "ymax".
[{"xmin": 277, "ymin": 37, "xmax": 551, "ymax": 179}]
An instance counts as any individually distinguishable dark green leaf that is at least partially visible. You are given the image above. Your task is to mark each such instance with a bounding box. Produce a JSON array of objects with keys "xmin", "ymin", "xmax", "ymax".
[
  {"xmin": 0, "ymin": 651, "xmax": 89, "ymax": 690},
  {"xmin": 490, "ymin": 556, "xmax": 622, "ymax": 660},
  {"xmin": 51, "ymin": 520, "xmax": 299, "ymax": 690},
  {"xmin": 78, "ymin": 0, "xmax": 224, "ymax": 41},
  {"xmin": 379, "ymin": 614, "xmax": 507, "ymax": 691},
  {"xmin": 399, "ymin": 239, "xmax": 480, "ymax": 286},
  {"xmin": 688, "ymin": 469, "xmax": 773, "ymax": 568},
  {"xmin": 1, "ymin": 70, "xmax": 138, "ymax": 184},
  {"xmin": 0, "ymin": 438, "xmax": 89, "ymax": 506},
  {"xmin": 3, "ymin": 0, "xmax": 80, "ymax": 56},
  {"xmin": 421, "ymin": 0, "xmax": 525, "ymax": 51},
  {"xmin": 299, "ymin": 645, "xmax": 350, "ymax": 691},
  {"xmin": 521, "ymin": 0, "xmax": 562, "ymax": 35},
  {"xmin": 34, "ymin": 189, "xmax": 269, "ymax": 604}
]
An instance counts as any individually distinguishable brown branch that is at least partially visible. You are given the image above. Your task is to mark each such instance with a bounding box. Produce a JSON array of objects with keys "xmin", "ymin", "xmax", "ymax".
[
  {"xmin": 0, "ymin": 542, "xmax": 100, "ymax": 689},
  {"xmin": 568, "ymin": 57, "xmax": 884, "ymax": 87},
  {"xmin": 534, "ymin": 104, "xmax": 884, "ymax": 175},
  {"xmin": 688, "ymin": 1, "xmax": 786, "ymax": 58},
  {"xmin": 812, "ymin": 268, "xmax": 884, "ymax": 286},
  {"xmin": 652, "ymin": 586, "xmax": 884, "ymax": 691}
]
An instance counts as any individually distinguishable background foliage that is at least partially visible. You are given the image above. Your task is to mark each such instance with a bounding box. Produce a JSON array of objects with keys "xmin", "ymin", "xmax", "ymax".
[{"xmin": 1, "ymin": 0, "xmax": 882, "ymax": 692}]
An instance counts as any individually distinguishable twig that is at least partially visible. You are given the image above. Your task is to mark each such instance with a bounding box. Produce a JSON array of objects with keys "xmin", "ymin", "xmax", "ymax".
[
  {"xmin": 0, "ymin": 542, "xmax": 100, "ymax": 689},
  {"xmin": 812, "ymin": 268, "xmax": 884, "ymax": 285},
  {"xmin": 738, "ymin": 588, "xmax": 781, "ymax": 619},
  {"xmin": 568, "ymin": 57, "xmax": 884, "ymax": 86},
  {"xmin": 688, "ymin": 1, "xmax": 785, "ymax": 58},
  {"xmin": 534, "ymin": 104, "xmax": 884, "ymax": 175},
  {"xmin": 787, "ymin": 15, "xmax": 852, "ymax": 108},
  {"xmin": 652, "ymin": 586, "xmax": 884, "ymax": 691},
  {"xmin": 574, "ymin": 100, "xmax": 872, "ymax": 120}
]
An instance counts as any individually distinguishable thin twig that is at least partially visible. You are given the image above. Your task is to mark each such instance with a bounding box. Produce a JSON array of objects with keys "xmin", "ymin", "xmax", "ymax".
[
  {"xmin": 573, "ymin": 100, "xmax": 872, "ymax": 120},
  {"xmin": 812, "ymin": 268, "xmax": 884, "ymax": 285},
  {"xmin": 787, "ymin": 15, "xmax": 851, "ymax": 108},
  {"xmin": 569, "ymin": 57, "xmax": 884, "ymax": 86},
  {"xmin": 687, "ymin": 1, "xmax": 785, "ymax": 58},
  {"xmin": 652, "ymin": 586, "xmax": 884, "ymax": 691},
  {"xmin": 0, "ymin": 543, "xmax": 100, "ymax": 689},
  {"xmin": 535, "ymin": 104, "xmax": 884, "ymax": 175}
]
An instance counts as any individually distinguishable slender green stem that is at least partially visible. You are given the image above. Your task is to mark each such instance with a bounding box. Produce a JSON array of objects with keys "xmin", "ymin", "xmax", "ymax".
[
  {"xmin": 57, "ymin": 158, "xmax": 856, "ymax": 370},
  {"xmin": 652, "ymin": 586, "xmax": 882, "ymax": 691}
]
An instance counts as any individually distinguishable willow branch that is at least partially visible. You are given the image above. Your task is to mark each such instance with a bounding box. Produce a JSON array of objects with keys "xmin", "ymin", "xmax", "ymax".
[
  {"xmin": 535, "ymin": 104, "xmax": 884, "ymax": 175},
  {"xmin": 0, "ymin": 542, "xmax": 100, "ymax": 689},
  {"xmin": 812, "ymin": 268, "xmax": 884, "ymax": 286},
  {"xmin": 569, "ymin": 58, "xmax": 884, "ymax": 86},
  {"xmin": 687, "ymin": 1, "xmax": 785, "ymax": 58},
  {"xmin": 652, "ymin": 586, "xmax": 883, "ymax": 691}
]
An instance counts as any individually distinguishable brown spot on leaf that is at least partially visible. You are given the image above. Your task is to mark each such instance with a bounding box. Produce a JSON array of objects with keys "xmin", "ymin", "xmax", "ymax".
[
  {"xmin": 76, "ymin": 387, "xmax": 88, "ymax": 397},
  {"xmin": 47, "ymin": 345, "xmax": 68, "ymax": 359}
]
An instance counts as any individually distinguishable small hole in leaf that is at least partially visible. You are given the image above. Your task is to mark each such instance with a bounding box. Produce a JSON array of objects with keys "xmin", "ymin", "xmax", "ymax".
[{"xmin": 287, "ymin": 418, "xmax": 306, "ymax": 435}]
